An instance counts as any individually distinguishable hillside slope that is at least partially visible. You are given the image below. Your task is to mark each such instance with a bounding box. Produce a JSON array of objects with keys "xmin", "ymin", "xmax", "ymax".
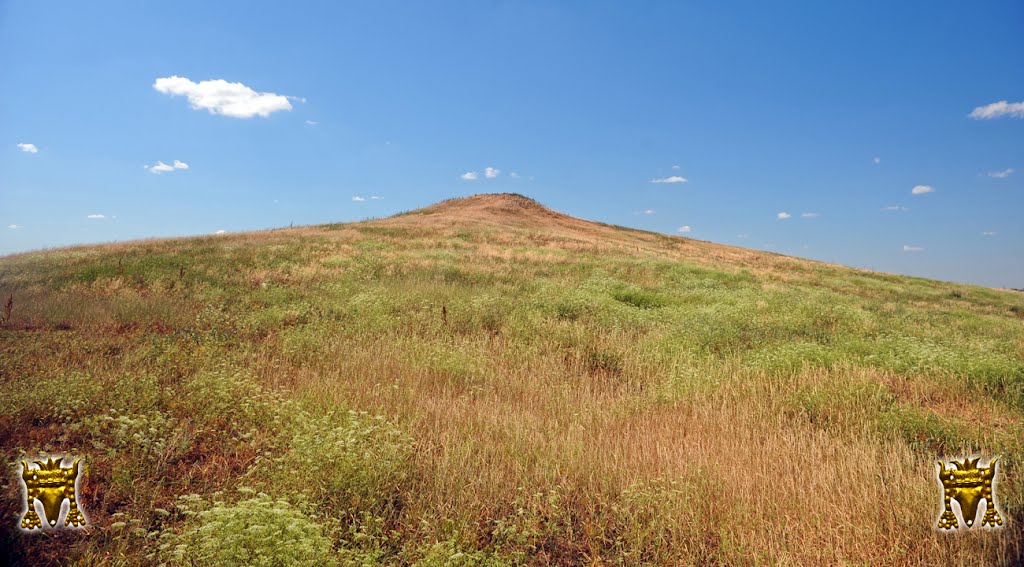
[{"xmin": 1, "ymin": 193, "xmax": 1022, "ymax": 565}]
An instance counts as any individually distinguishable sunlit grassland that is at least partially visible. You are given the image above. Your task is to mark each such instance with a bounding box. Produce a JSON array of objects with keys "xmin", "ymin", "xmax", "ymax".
[{"xmin": 1, "ymin": 214, "xmax": 1023, "ymax": 565}]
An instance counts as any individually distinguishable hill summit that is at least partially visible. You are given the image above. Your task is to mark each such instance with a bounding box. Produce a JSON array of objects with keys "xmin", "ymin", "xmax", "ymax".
[
  {"xmin": 370, "ymin": 192, "xmax": 768, "ymax": 267},
  {"xmin": 388, "ymin": 193, "xmax": 584, "ymax": 230},
  {"xmin": 416, "ymin": 193, "xmax": 558, "ymax": 218},
  {"xmin": 373, "ymin": 192, "xmax": 709, "ymax": 253}
]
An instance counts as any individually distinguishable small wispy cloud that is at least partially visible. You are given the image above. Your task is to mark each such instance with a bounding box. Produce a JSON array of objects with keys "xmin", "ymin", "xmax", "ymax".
[
  {"xmin": 651, "ymin": 175, "xmax": 687, "ymax": 184},
  {"xmin": 671, "ymin": 165, "xmax": 681, "ymax": 170},
  {"xmin": 370, "ymin": 195, "xmax": 383, "ymax": 200},
  {"xmin": 509, "ymin": 172, "xmax": 520, "ymax": 179},
  {"xmin": 800, "ymin": 212, "xmax": 819, "ymax": 218},
  {"xmin": 153, "ymin": 76, "xmax": 294, "ymax": 119},
  {"xmin": 911, "ymin": 185, "xmax": 935, "ymax": 195},
  {"xmin": 982, "ymin": 231, "xmax": 997, "ymax": 236},
  {"xmin": 643, "ymin": 209, "xmax": 655, "ymax": 215},
  {"xmin": 969, "ymin": 100, "xmax": 1024, "ymax": 120},
  {"xmin": 873, "ymin": 157, "xmax": 881, "ymax": 165},
  {"xmin": 736, "ymin": 233, "xmax": 749, "ymax": 239},
  {"xmin": 777, "ymin": 212, "xmax": 792, "ymax": 220},
  {"xmin": 902, "ymin": 245, "xmax": 924, "ymax": 252},
  {"xmin": 8, "ymin": 224, "xmax": 22, "ymax": 229},
  {"xmin": 677, "ymin": 225, "xmax": 692, "ymax": 233},
  {"xmin": 461, "ymin": 167, "xmax": 503, "ymax": 180},
  {"xmin": 882, "ymin": 205, "xmax": 909, "ymax": 212},
  {"xmin": 987, "ymin": 168, "xmax": 1014, "ymax": 179},
  {"xmin": 305, "ymin": 120, "xmax": 318, "ymax": 126},
  {"xmin": 17, "ymin": 143, "xmax": 38, "ymax": 154},
  {"xmin": 352, "ymin": 196, "xmax": 366, "ymax": 202},
  {"xmin": 87, "ymin": 214, "xmax": 106, "ymax": 220},
  {"xmin": 148, "ymin": 160, "xmax": 189, "ymax": 174}
]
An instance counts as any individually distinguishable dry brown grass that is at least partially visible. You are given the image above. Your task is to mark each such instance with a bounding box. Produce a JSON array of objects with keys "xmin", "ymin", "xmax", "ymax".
[{"xmin": 287, "ymin": 332, "xmax": 1022, "ymax": 564}]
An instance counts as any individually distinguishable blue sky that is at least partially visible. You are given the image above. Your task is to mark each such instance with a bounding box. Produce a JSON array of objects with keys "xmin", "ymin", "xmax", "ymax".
[{"xmin": 2, "ymin": 1, "xmax": 1022, "ymax": 288}]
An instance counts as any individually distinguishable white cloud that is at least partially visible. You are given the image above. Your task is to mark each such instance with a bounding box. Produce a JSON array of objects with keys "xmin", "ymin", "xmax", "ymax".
[
  {"xmin": 651, "ymin": 176, "xmax": 687, "ymax": 184},
  {"xmin": 982, "ymin": 231, "xmax": 997, "ymax": 236},
  {"xmin": 509, "ymin": 172, "xmax": 520, "ymax": 179},
  {"xmin": 882, "ymin": 205, "xmax": 909, "ymax": 211},
  {"xmin": 902, "ymin": 245, "xmax": 924, "ymax": 252},
  {"xmin": 800, "ymin": 212, "xmax": 819, "ymax": 218},
  {"xmin": 777, "ymin": 212, "xmax": 792, "ymax": 220},
  {"xmin": 677, "ymin": 225, "xmax": 692, "ymax": 233},
  {"xmin": 643, "ymin": 209, "xmax": 655, "ymax": 215},
  {"xmin": 87, "ymin": 214, "xmax": 105, "ymax": 220},
  {"xmin": 153, "ymin": 76, "xmax": 293, "ymax": 119},
  {"xmin": 148, "ymin": 160, "xmax": 188, "ymax": 174},
  {"xmin": 987, "ymin": 168, "xmax": 1014, "ymax": 179},
  {"xmin": 671, "ymin": 165, "xmax": 681, "ymax": 170},
  {"xmin": 911, "ymin": 185, "xmax": 935, "ymax": 195},
  {"xmin": 305, "ymin": 120, "xmax": 319, "ymax": 126},
  {"xmin": 214, "ymin": 229, "xmax": 227, "ymax": 235},
  {"xmin": 873, "ymin": 157, "xmax": 881, "ymax": 165},
  {"xmin": 484, "ymin": 167, "xmax": 500, "ymax": 179},
  {"xmin": 352, "ymin": 196, "xmax": 366, "ymax": 202},
  {"xmin": 370, "ymin": 195, "xmax": 383, "ymax": 200},
  {"xmin": 8, "ymin": 224, "xmax": 22, "ymax": 229},
  {"xmin": 17, "ymin": 143, "xmax": 38, "ymax": 154},
  {"xmin": 969, "ymin": 100, "xmax": 1024, "ymax": 120},
  {"xmin": 461, "ymin": 171, "xmax": 478, "ymax": 181}
]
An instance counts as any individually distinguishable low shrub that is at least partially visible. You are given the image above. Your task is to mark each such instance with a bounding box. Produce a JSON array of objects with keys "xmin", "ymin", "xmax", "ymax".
[{"xmin": 157, "ymin": 492, "xmax": 333, "ymax": 566}]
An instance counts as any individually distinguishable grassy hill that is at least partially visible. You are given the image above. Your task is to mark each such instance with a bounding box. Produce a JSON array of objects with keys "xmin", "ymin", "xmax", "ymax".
[{"xmin": 1, "ymin": 193, "xmax": 1022, "ymax": 565}]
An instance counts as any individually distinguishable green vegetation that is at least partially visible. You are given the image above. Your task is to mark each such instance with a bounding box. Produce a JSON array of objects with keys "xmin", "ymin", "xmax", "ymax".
[{"xmin": 1, "ymin": 199, "xmax": 1022, "ymax": 564}]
